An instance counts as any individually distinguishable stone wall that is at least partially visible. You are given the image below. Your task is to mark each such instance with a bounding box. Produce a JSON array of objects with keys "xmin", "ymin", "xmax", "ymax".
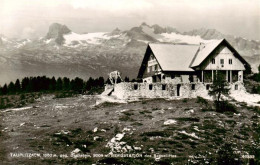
[
  {"xmin": 110, "ymin": 81, "xmax": 246, "ymax": 100},
  {"xmin": 112, "ymin": 82, "xmax": 209, "ymax": 99},
  {"xmin": 229, "ymin": 81, "xmax": 245, "ymax": 91}
]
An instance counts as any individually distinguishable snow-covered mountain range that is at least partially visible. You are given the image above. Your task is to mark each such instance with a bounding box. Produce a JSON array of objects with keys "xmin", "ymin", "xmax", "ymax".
[{"xmin": 0, "ymin": 22, "xmax": 259, "ymax": 84}]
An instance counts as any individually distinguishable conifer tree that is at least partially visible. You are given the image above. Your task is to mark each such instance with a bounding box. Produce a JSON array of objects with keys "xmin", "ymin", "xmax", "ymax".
[
  {"xmin": 8, "ymin": 82, "xmax": 15, "ymax": 94},
  {"xmin": 62, "ymin": 77, "xmax": 70, "ymax": 90},
  {"xmin": 14, "ymin": 79, "xmax": 21, "ymax": 92},
  {"xmin": 50, "ymin": 77, "xmax": 56, "ymax": 91},
  {"xmin": 209, "ymin": 72, "xmax": 230, "ymax": 111},
  {"xmin": 56, "ymin": 77, "xmax": 63, "ymax": 91},
  {"xmin": 2, "ymin": 84, "xmax": 8, "ymax": 95}
]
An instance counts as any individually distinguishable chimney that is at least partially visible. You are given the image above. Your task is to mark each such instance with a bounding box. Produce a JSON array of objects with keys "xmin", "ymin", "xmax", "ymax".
[{"xmin": 199, "ymin": 42, "xmax": 205, "ymax": 50}]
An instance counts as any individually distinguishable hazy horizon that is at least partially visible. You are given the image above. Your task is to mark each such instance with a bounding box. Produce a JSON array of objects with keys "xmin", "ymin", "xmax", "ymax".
[{"xmin": 0, "ymin": 0, "xmax": 259, "ymax": 40}]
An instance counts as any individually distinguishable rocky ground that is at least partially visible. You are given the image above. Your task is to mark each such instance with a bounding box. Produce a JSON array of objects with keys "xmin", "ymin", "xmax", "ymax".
[{"xmin": 0, "ymin": 95, "xmax": 259, "ymax": 164}]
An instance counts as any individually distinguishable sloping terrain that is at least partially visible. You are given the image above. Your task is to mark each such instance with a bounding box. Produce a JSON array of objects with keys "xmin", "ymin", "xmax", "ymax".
[{"xmin": 0, "ymin": 96, "xmax": 259, "ymax": 164}]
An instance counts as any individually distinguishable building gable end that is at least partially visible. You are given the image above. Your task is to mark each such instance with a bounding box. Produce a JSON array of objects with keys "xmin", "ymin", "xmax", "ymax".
[
  {"xmin": 192, "ymin": 39, "xmax": 249, "ymax": 70},
  {"xmin": 137, "ymin": 45, "xmax": 162, "ymax": 78}
]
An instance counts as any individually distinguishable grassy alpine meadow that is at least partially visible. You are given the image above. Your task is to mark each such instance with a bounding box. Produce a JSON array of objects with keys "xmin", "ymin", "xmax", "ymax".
[{"xmin": 0, "ymin": 95, "xmax": 259, "ymax": 165}]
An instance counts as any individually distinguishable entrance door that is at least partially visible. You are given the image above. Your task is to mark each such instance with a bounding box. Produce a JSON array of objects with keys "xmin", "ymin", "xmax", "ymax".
[
  {"xmin": 152, "ymin": 76, "xmax": 156, "ymax": 83},
  {"xmin": 177, "ymin": 84, "xmax": 181, "ymax": 96},
  {"xmin": 227, "ymin": 71, "xmax": 231, "ymax": 82}
]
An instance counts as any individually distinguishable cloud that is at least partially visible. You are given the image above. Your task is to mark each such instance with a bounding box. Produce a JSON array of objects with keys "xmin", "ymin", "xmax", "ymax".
[
  {"xmin": 70, "ymin": 0, "xmax": 153, "ymax": 11},
  {"xmin": 0, "ymin": 0, "xmax": 259, "ymax": 40},
  {"xmin": 21, "ymin": 27, "xmax": 36, "ymax": 39}
]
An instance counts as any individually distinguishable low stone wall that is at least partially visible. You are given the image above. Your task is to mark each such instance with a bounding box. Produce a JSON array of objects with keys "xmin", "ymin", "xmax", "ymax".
[
  {"xmin": 229, "ymin": 81, "xmax": 245, "ymax": 91},
  {"xmin": 109, "ymin": 81, "xmax": 246, "ymax": 100},
  {"xmin": 112, "ymin": 82, "xmax": 208, "ymax": 99}
]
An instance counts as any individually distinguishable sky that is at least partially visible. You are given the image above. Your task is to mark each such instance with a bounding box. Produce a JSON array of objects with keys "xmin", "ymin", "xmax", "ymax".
[{"xmin": 0, "ymin": 0, "xmax": 259, "ymax": 40}]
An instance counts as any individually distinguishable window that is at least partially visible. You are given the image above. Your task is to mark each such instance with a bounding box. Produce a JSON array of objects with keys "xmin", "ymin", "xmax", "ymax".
[
  {"xmin": 162, "ymin": 75, "xmax": 165, "ymax": 79},
  {"xmin": 206, "ymin": 84, "xmax": 210, "ymax": 90},
  {"xmin": 150, "ymin": 54, "xmax": 154, "ymax": 60},
  {"xmin": 152, "ymin": 76, "xmax": 156, "ymax": 82},
  {"xmin": 134, "ymin": 84, "xmax": 138, "ymax": 90},
  {"xmin": 191, "ymin": 84, "xmax": 195, "ymax": 90},
  {"xmin": 162, "ymin": 84, "xmax": 166, "ymax": 90},
  {"xmin": 229, "ymin": 59, "xmax": 232, "ymax": 64},
  {"xmin": 149, "ymin": 84, "xmax": 153, "ymax": 90},
  {"xmin": 154, "ymin": 64, "xmax": 158, "ymax": 71},
  {"xmin": 212, "ymin": 58, "xmax": 215, "ymax": 64},
  {"xmin": 235, "ymin": 84, "xmax": 238, "ymax": 90},
  {"xmin": 220, "ymin": 59, "xmax": 224, "ymax": 67}
]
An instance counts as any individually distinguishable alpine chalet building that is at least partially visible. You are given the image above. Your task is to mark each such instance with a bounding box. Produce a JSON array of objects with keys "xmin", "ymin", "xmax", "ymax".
[{"xmin": 106, "ymin": 39, "xmax": 249, "ymax": 99}]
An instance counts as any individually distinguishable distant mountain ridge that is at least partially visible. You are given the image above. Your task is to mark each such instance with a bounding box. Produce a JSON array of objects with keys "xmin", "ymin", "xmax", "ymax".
[
  {"xmin": 0, "ymin": 22, "xmax": 259, "ymax": 84},
  {"xmin": 45, "ymin": 23, "xmax": 71, "ymax": 45}
]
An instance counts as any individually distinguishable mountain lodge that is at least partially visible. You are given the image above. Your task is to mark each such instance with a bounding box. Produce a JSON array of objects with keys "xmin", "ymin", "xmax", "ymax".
[
  {"xmin": 137, "ymin": 39, "xmax": 248, "ymax": 84},
  {"xmin": 104, "ymin": 39, "xmax": 249, "ymax": 99}
]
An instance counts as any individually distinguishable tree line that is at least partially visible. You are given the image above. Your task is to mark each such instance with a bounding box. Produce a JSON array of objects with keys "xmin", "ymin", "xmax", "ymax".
[
  {"xmin": 0, "ymin": 76, "xmax": 105, "ymax": 95},
  {"xmin": 249, "ymin": 65, "xmax": 260, "ymax": 94}
]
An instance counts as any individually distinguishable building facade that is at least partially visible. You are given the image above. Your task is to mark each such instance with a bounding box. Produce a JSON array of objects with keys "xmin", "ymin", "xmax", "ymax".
[
  {"xmin": 138, "ymin": 39, "xmax": 248, "ymax": 85},
  {"xmin": 104, "ymin": 39, "xmax": 249, "ymax": 99}
]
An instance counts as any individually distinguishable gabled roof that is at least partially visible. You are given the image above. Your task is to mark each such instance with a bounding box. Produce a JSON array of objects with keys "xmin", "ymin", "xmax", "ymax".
[
  {"xmin": 137, "ymin": 39, "xmax": 249, "ymax": 78},
  {"xmin": 149, "ymin": 43, "xmax": 198, "ymax": 71},
  {"xmin": 190, "ymin": 39, "xmax": 249, "ymax": 68},
  {"xmin": 190, "ymin": 39, "xmax": 223, "ymax": 67}
]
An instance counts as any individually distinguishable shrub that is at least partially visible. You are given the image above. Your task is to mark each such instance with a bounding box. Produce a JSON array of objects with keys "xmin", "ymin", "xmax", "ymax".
[
  {"xmin": 176, "ymin": 117, "xmax": 200, "ymax": 122},
  {"xmin": 119, "ymin": 115, "xmax": 133, "ymax": 121},
  {"xmin": 251, "ymin": 85, "xmax": 260, "ymax": 94},
  {"xmin": 99, "ymin": 102, "xmax": 120, "ymax": 107},
  {"xmin": 196, "ymin": 96, "xmax": 208, "ymax": 105},
  {"xmin": 87, "ymin": 87, "xmax": 104, "ymax": 95},
  {"xmin": 114, "ymin": 125, "xmax": 120, "ymax": 134},
  {"xmin": 216, "ymin": 143, "xmax": 242, "ymax": 165},
  {"xmin": 182, "ymin": 98, "xmax": 188, "ymax": 103},
  {"xmin": 196, "ymin": 96, "xmax": 213, "ymax": 111},
  {"xmin": 54, "ymin": 92, "xmax": 76, "ymax": 98},
  {"xmin": 141, "ymin": 131, "xmax": 171, "ymax": 137},
  {"xmin": 215, "ymin": 100, "xmax": 236, "ymax": 113},
  {"xmin": 131, "ymin": 122, "xmax": 143, "ymax": 126},
  {"xmin": 20, "ymin": 94, "xmax": 25, "ymax": 100}
]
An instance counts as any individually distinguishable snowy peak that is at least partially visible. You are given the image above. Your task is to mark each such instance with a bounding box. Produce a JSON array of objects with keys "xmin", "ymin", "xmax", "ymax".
[
  {"xmin": 140, "ymin": 22, "xmax": 150, "ymax": 27},
  {"xmin": 151, "ymin": 24, "xmax": 179, "ymax": 34},
  {"xmin": 0, "ymin": 35, "xmax": 9, "ymax": 44},
  {"xmin": 135, "ymin": 23, "xmax": 209, "ymax": 44},
  {"xmin": 63, "ymin": 32, "xmax": 112, "ymax": 46},
  {"xmin": 139, "ymin": 23, "xmax": 179, "ymax": 34},
  {"xmin": 152, "ymin": 24, "xmax": 166, "ymax": 34},
  {"xmin": 126, "ymin": 26, "xmax": 157, "ymax": 42},
  {"xmin": 0, "ymin": 22, "xmax": 260, "ymax": 84},
  {"xmin": 184, "ymin": 28, "xmax": 225, "ymax": 40},
  {"xmin": 45, "ymin": 23, "xmax": 71, "ymax": 45},
  {"xmin": 110, "ymin": 28, "xmax": 121, "ymax": 36},
  {"xmin": 46, "ymin": 23, "xmax": 71, "ymax": 39},
  {"xmin": 129, "ymin": 26, "xmax": 143, "ymax": 33}
]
